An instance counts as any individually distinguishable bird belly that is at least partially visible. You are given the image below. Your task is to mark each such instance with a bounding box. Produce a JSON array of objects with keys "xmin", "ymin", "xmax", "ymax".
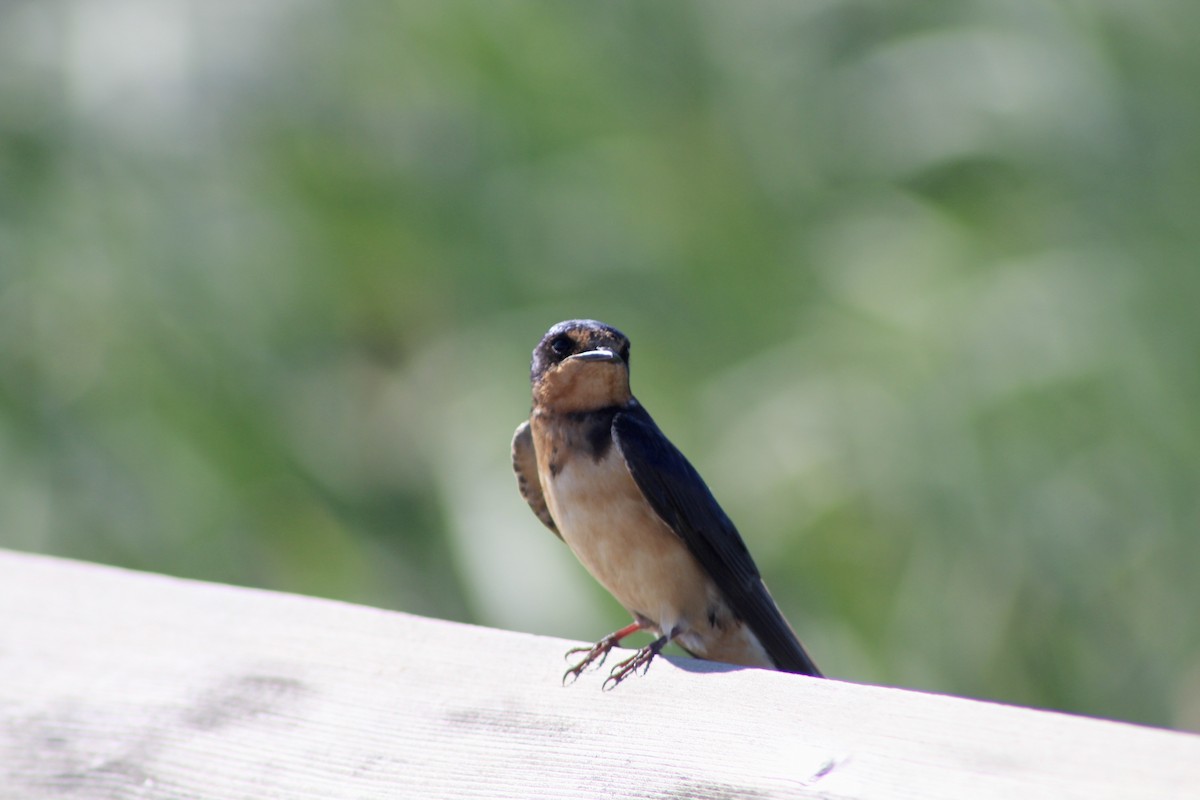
[{"xmin": 543, "ymin": 451, "xmax": 713, "ymax": 637}]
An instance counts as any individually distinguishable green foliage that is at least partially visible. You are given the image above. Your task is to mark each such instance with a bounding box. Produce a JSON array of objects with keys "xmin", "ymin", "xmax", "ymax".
[{"xmin": 2, "ymin": 0, "xmax": 1199, "ymax": 729}]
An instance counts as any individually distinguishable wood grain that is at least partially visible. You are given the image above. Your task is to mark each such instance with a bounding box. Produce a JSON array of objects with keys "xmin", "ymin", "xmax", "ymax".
[{"xmin": 0, "ymin": 549, "xmax": 1196, "ymax": 799}]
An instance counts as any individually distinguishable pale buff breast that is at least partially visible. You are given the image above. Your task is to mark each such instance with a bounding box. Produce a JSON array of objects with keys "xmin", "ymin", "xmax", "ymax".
[{"xmin": 540, "ymin": 447, "xmax": 714, "ymax": 636}]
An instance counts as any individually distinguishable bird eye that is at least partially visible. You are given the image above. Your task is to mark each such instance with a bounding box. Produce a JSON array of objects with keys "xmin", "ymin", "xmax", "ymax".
[{"xmin": 550, "ymin": 335, "xmax": 573, "ymax": 357}]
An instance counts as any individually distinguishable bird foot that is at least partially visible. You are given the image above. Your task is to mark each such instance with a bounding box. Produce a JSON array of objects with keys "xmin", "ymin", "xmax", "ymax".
[
  {"xmin": 562, "ymin": 620, "xmax": 646, "ymax": 686},
  {"xmin": 601, "ymin": 637, "xmax": 667, "ymax": 691},
  {"xmin": 562, "ymin": 636, "xmax": 620, "ymax": 686}
]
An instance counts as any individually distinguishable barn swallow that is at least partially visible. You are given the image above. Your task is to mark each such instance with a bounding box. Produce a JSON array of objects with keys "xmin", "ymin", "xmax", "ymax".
[{"xmin": 512, "ymin": 319, "xmax": 822, "ymax": 689}]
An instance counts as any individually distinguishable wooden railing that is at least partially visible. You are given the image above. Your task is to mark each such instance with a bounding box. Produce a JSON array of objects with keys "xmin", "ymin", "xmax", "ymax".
[{"xmin": 1, "ymin": 549, "xmax": 1196, "ymax": 799}]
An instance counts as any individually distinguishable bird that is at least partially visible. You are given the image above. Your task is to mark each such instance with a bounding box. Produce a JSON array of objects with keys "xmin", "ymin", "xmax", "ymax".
[{"xmin": 511, "ymin": 319, "xmax": 822, "ymax": 689}]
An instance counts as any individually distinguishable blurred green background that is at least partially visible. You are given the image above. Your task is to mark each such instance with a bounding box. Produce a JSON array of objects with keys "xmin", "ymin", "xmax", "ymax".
[{"xmin": 3, "ymin": 0, "xmax": 1199, "ymax": 731}]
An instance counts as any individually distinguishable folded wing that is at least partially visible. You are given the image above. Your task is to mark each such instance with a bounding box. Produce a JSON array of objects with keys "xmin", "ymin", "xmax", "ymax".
[{"xmin": 612, "ymin": 405, "xmax": 821, "ymax": 676}]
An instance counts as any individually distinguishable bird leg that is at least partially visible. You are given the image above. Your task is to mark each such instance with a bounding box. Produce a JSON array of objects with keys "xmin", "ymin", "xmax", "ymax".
[
  {"xmin": 602, "ymin": 634, "xmax": 669, "ymax": 691},
  {"xmin": 562, "ymin": 620, "xmax": 644, "ymax": 686}
]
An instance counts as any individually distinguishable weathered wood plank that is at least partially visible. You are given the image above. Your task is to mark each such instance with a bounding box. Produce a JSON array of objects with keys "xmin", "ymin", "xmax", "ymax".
[{"xmin": 0, "ymin": 549, "xmax": 1196, "ymax": 799}]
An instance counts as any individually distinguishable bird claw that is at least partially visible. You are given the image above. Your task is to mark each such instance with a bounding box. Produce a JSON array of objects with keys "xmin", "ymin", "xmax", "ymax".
[
  {"xmin": 561, "ymin": 621, "xmax": 653, "ymax": 688},
  {"xmin": 601, "ymin": 645, "xmax": 659, "ymax": 691},
  {"xmin": 562, "ymin": 638, "xmax": 618, "ymax": 685}
]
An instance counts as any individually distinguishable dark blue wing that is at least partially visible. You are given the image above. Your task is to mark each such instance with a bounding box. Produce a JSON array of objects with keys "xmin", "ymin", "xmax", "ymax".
[{"xmin": 612, "ymin": 402, "xmax": 821, "ymax": 677}]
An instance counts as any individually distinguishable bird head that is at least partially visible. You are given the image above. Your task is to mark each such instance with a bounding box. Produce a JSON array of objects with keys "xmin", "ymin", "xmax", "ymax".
[{"xmin": 530, "ymin": 319, "xmax": 632, "ymax": 412}]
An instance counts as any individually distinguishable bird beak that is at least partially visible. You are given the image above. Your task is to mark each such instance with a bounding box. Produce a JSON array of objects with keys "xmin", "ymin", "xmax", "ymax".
[{"xmin": 569, "ymin": 348, "xmax": 620, "ymax": 363}]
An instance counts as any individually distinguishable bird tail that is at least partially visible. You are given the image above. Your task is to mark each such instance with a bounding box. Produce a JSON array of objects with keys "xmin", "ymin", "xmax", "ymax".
[{"xmin": 745, "ymin": 580, "xmax": 823, "ymax": 677}]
